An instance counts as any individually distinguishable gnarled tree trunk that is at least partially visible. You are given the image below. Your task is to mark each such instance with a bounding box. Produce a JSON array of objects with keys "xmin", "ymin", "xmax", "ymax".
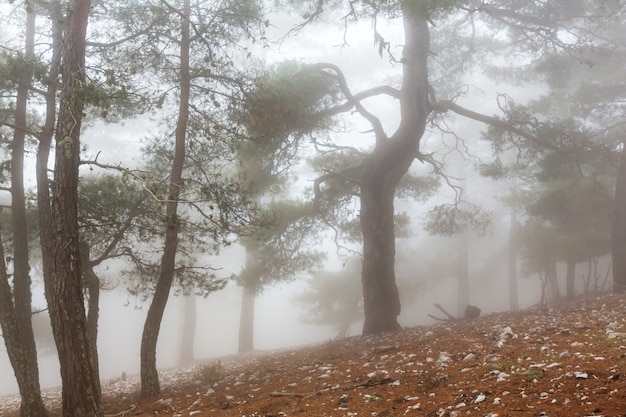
[{"xmin": 360, "ymin": 4, "xmax": 431, "ymax": 335}]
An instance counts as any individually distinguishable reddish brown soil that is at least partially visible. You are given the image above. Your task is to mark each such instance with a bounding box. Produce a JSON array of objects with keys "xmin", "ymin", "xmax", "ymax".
[{"xmin": 3, "ymin": 294, "xmax": 626, "ymax": 417}]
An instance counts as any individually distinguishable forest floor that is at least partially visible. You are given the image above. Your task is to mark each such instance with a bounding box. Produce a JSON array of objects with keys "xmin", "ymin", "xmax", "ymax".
[{"xmin": 2, "ymin": 293, "xmax": 626, "ymax": 417}]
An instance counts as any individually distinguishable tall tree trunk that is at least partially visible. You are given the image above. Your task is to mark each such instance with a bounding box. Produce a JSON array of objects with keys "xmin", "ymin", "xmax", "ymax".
[
  {"xmin": 0, "ymin": 236, "xmax": 47, "ymax": 417},
  {"xmin": 456, "ymin": 232, "xmax": 470, "ymax": 317},
  {"xmin": 360, "ymin": 5, "xmax": 430, "ymax": 335},
  {"xmin": 545, "ymin": 262, "xmax": 561, "ymax": 302},
  {"xmin": 612, "ymin": 142, "xmax": 626, "ymax": 293},
  {"xmin": 36, "ymin": 0, "xmax": 61, "ymax": 366},
  {"xmin": 238, "ymin": 241, "xmax": 261, "ymax": 353},
  {"xmin": 238, "ymin": 286, "xmax": 256, "ymax": 353},
  {"xmin": 565, "ymin": 260, "xmax": 576, "ymax": 300},
  {"xmin": 36, "ymin": 0, "xmax": 61, "ymax": 379},
  {"xmin": 508, "ymin": 210, "xmax": 519, "ymax": 311},
  {"xmin": 5, "ymin": 6, "xmax": 48, "ymax": 416},
  {"xmin": 47, "ymin": 0, "xmax": 103, "ymax": 415},
  {"xmin": 80, "ymin": 241, "xmax": 101, "ymax": 384},
  {"xmin": 140, "ymin": 0, "xmax": 190, "ymax": 397},
  {"xmin": 179, "ymin": 294, "xmax": 196, "ymax": 366}
]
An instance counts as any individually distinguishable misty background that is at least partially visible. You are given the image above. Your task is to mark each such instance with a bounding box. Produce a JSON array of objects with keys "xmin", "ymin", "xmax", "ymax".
[{"xmin": 0, "ymin": 1, "xmax": 619, "ymax": 399}]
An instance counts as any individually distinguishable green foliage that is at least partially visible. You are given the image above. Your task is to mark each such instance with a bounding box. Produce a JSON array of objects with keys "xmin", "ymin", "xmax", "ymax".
[
  {"xmin": 396, "ymin": 174, "xmax": 440, "ymax": 201},
  {"xmin": 78, "ymin": 173, "xmax": 154, "ymax": 245},
  {"xmin": 239, "ymin": 60, "xmax": 340, "ymax": 152},
  {"xmin": 0, "ymin": 50, "xmax": 49, "ymax": 91},
  {"xmin": 235, "ymin": 199, "xmax": 325, "ymax": 293},
  {"xmin": 291, "ymin": 258, "xmax": 363, "ymax": 333},
  {"xmin": 424, "ymin": 203, "xmax": 491, "ymax": 236}
]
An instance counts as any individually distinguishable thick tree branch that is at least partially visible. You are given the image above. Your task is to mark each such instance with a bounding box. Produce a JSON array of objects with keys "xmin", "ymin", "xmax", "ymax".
[
  {"xmin": 0, "ymin": 121, "xmax": 39, "ymax": 138},
  {"xmin": 89, "ymin": 199, "xmax": 146, "ymax": 267},
  {"xmin": 314, "ymin": 84, "xmax": 400, "ymax": 120},
  {"xmin": 433, "ymin": 99, "xmax": 580, "ymax": 153},
  {"xmin": 306, "ymin": 63, "xmax": 389, "ymax": 144},
  {"xmin": 478, "ymin": 4, "xmax": 557, "ymax": 28},
  {"xmin": 86, "ymin": 26, "xmax": 155, "ymax": 48}
]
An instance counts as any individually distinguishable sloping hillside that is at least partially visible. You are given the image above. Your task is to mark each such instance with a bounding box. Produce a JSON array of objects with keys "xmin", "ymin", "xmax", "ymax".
[{"xmin": 2, "ymin": 294, "xmax": 626, "ymax": 417}]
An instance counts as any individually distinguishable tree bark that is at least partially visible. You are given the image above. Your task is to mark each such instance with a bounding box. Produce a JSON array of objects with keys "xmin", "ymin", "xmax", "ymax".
[
  {"xmin": 612, "ymin": 142, "xmax": 626, "ymax": 293},
  {"xmin": 360, "ymin": 4, "xmax": 430, "ymax": 335},
  {"xmin": 508, "ymin": 210, "xmax": 519, "ymax": 311},
  {"xmin": 12, "ymin": 2, "xmax": 39, "ymax": 382},
  {"xmin": 565, "ymin": 260, "xmax": 576, "ymax": 300},
  {"xmin": 47, "ymin": 0, "xmax": 103, "ymax": 415},
  {"xmin": 238, "ymin": 286, "xmax": 256, "ymax": 353},
  {"xmin": 36, "ymin": 0, "xmax": 62, "ymax": 293},
  {"xmin": 3, "ymin": 6, "xmax": 48, "ymax": 416},
  {"xmin": 0, "ymin": 235, "xmax": 47, "ymax": 417},
  {"xmin": 140, "ymin": 0, "xmax": 190, "ymax": 397},
  {"xmin": 545, "ymin": 262, "xmax": 561, "ymax": 302},
  {"xmin": 456, "ymin": 232, "xmax": 470, "ymax": 317},
  {"xmin": 179, "ymin": 294, "xmax": 196, "ymax": 366},
  {"xmin": 238, "ymin": 240, "xmax": 261, "ymax": 353},
  {"xmin": 80, "ymin": 241, "xmax": 101, "ymax": 383}
]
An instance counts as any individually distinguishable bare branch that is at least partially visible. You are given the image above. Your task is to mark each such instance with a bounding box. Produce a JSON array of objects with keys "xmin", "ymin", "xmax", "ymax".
[
  {"xmin": 306, "ymin": 63, "xmax": 389, "ymax": 144},
  {"xmin": 0, "ymin": 120, "xmax": 39, "ymax": 138}
]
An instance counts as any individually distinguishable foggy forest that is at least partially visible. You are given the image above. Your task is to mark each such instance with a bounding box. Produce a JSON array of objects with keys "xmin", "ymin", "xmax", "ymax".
[{"xmin": 0, "ymin": 0, "xmax": 625, "ymax": 416}]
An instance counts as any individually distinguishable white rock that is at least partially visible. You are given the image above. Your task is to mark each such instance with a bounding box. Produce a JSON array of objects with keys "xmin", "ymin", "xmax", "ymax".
[
  {"xmin": 574, "ymin": 371, "xmax": 589, "ymax": 379},
  {"xmin": 496, "ymin": 372, "xmax": 509, "ymax": 382},
  {"xmin": 475, "ymin": 393, "xmax": 486, "ymax": 403}
]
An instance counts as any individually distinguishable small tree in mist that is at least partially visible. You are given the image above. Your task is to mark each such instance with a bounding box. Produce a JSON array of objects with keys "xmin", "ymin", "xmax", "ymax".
[
  {"xmin": 235, "ymin": 202, "xmax": 324, "ymax": 353},
  {"xmin": 424, "ymin": 200, "xmax": 491, "ymax": 316},
  {"xmin": 292, "ymin": 258, "xmax": 363, "ymax": 339},
  {"xmin": 230, "ymin": 60, "xmax": 339, "ymax": 352}
]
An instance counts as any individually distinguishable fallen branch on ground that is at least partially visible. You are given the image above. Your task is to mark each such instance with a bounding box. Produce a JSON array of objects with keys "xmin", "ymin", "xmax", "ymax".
[{"xmin": 270, "ymin": 377, "xmax": 394, "ymax": 399}]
